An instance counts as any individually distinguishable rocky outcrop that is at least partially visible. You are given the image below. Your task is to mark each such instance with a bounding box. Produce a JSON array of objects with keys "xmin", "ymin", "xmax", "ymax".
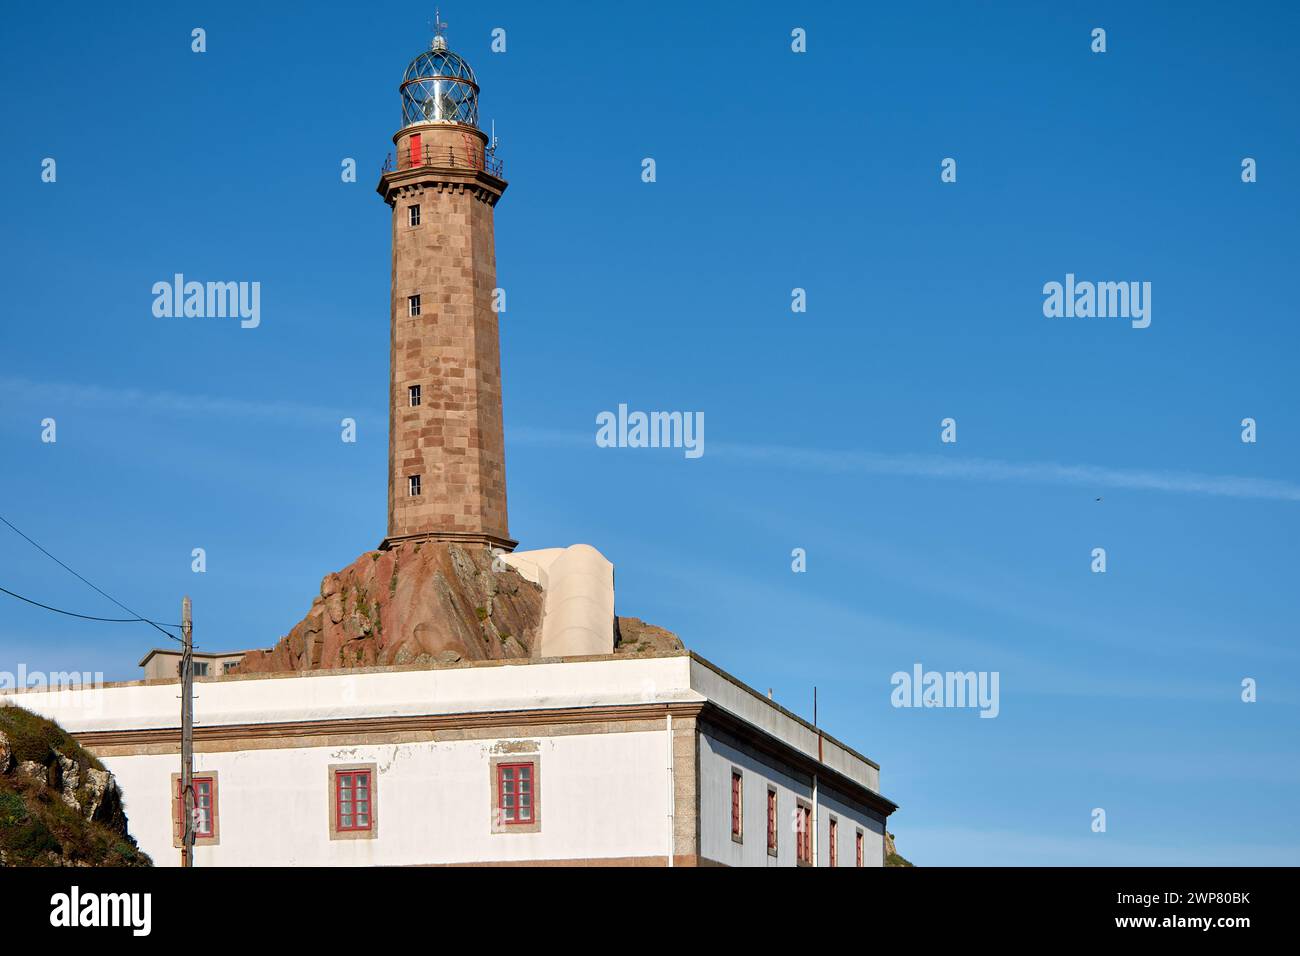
[
  {"xmin": 614, "ymin": 616, "xmax": 685, "ymax": 655},
  {"xmin": 239, "ymin": 542, "xmax": 546, "ymax": 673},
  {"xmin": 0, "ymin": 705, "xmax": 150, "ymax": 867},
  {"xmin": 238, "ymin": 542, "xmax": 689, "ymax": 676},
  {"xmin": 885, "ymin": 830, "xmax": 913, "ymax": 867}
]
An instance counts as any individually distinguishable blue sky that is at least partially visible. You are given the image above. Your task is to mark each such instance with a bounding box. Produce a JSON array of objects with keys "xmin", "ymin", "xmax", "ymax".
[{"xmin": 1, "ymin": 1, "xmax": 1297, "ymax": 865}]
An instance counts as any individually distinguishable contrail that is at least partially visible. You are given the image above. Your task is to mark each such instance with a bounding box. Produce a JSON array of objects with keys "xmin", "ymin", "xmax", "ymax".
[
  {"xmin": 510, "ymin": 427, "xmax": 1300, "ymax": 503},
  {"xmin": 0, "ymin": 376, "xmax": 356, "ymax": 427}
]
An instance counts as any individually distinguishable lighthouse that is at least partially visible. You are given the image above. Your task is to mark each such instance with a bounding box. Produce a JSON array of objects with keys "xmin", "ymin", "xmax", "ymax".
[{"xmin": 377, "ymin": 25, "xmax": 514, "ymax": 553}]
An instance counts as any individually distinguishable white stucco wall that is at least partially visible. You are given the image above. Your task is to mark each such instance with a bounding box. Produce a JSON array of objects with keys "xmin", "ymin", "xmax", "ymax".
[
  {"xmin": 698, "ymin": 729, "xmax": 885, "ymax": 867},
  {"xmin": 99, "ymin": 730, "xmax": 669, "ymax": 867}
]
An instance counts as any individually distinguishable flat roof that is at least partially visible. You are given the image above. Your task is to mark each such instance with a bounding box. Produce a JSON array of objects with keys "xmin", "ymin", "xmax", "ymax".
[{"xmin": 20, "ymin": 650, "xmax": 887, "ymax": 793}]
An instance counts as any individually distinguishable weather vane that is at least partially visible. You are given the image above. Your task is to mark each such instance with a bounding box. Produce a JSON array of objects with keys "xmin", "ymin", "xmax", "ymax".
[{"xmin": 430, "ymin": 8, "xmax": 448, "ymax": 49}]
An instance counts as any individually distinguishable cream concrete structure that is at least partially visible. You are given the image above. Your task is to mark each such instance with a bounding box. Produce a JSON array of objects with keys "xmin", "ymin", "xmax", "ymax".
[
  {"xmin": 502, "ymin": 545, "xmax": 616, "ymax": 657},
  {"xmin": 2, "ymin": 653, "xmax": 896, "ymax": 867},
  {"xmin": 137, "ymin": 649, "xmax": 255, "ymax": 681}
]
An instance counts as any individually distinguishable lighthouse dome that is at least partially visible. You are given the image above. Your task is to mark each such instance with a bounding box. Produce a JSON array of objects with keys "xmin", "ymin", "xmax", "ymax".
[{"xmin": 400, "ymin": 38, "xmax": 479, "ymax": 128}]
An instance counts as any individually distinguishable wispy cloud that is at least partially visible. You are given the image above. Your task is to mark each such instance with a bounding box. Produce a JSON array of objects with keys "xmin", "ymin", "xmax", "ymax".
[
  {"xmin": 8, "ymin": 387, "xmax": 1295, "ymax": 502},
  {"xmin": 0, "ymin": 376, "xmax": 359, "ymax": 427},
  {"xmin": 512, "ymin": 427, "xmax": 1300, "ymax": 503},
  {"xmin": 716, "ymin": 443, "xmax": 1300, "ymax": 502}
]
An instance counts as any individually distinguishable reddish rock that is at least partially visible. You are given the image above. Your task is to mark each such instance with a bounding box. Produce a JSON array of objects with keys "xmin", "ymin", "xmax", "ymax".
[
  {"xmin": 239, "ymin": 542, "xmax": 545, "ymax": 674},
  {"xmin": 614, "ymin": 616, "xmax": 685, "ymax": 655}
]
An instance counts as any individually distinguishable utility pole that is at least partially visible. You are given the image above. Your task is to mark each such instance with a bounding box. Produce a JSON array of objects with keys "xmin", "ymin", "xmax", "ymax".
[{"xmin": 180, "ymin": 595, "xmax": 194, "ymax": 868}]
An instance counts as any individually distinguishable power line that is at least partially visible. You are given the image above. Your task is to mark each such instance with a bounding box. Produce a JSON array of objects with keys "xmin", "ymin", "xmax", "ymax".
[
  {"xmin": 0, "ymin": 583, "xmax": 181, "ymax": 628},
  {"xmin": 0, "ymin": 513, "xmax": 183, "ymax": 644}
]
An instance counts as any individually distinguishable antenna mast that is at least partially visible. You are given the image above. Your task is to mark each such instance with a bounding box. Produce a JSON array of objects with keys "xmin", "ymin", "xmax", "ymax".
[{"xmin": 431, "ymin": 8, "xmax": 448, "ymax": 49}]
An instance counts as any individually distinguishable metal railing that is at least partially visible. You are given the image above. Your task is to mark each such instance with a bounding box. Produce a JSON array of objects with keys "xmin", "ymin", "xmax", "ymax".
[{"xmin": 381, "ymin": 143, "xmax": 504, "ymax": 178}]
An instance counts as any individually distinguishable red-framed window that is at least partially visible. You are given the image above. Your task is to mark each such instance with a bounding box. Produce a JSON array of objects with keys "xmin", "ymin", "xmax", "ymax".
[
  {"xmin": 796, "ymin": 804, "xmax": 812, "ymax": 864},
  {"xmin": 856, "ymin": 830, "xmax": 865, "ymax": 867},
  {"xmin": 730, "ymin": 771, "xmax": 743, "ymax": 840},
  {"xmin": 766, "ymin": 789, "xmax": 777, "ymax": 852},
  {"xmin": 336, "ymin": 769, "xmax": 373, "ymax": 832},
  {"xmin": 177, "ymin": 776, "xmax": 216, "ymax": 838},
  {"xmin": 498, "ymin": 762, "xmax": 535, "ymax": 824},
  {"xmin": 829, "ymin": 817, "xmax": 839, "ymax": 867}
]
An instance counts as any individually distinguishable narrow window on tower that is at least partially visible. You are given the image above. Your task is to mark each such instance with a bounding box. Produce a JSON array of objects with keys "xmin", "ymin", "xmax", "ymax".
[
  {"xmin": 408, "ymin": 204, "xmax": 420, "ymax": 227},
  {"xmin": 408, "ymin": 385, "xmax": 421, "ymax": 407},
  {"xmin": 408, "ymin": 294, "xmax": 421, "ymax": 317},
  {"xmin": 408, "ymin": 475, "xmax": 421, "ymax": 497}
]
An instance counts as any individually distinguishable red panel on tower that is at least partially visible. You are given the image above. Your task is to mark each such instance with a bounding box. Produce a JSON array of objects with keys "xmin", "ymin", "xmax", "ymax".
[{"xmin": 409, "ymin": 133, "xmax": 422, "ymax": 168}]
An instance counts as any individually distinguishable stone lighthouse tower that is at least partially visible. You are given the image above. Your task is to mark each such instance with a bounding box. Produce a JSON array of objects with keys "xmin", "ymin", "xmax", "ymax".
[{"xmin": 377, "ymin": 26, "xmax": 514, "ymax": 553}]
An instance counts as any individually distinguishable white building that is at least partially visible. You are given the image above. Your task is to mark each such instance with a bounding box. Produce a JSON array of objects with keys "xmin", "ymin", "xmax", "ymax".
[
  {"xmin": 137, "ymin": 648, "xmax": 257, "ymax": 681},
  {"xmin": 4, "ymin": 651, "xmax": 896, "ymax": 866}
]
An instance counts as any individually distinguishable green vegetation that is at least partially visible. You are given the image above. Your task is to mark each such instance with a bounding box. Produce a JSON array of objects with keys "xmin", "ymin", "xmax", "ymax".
[
  {"xmin": 884, "ymin": 831, "xmax": 914, "ymax": 867},
  {"xmin": 0, "ymin": 705, "xmax": 151, "ymax": 867},
  {"xmin": 0, "ymin": 703, "xmax": 102, "ymax": 773}
]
